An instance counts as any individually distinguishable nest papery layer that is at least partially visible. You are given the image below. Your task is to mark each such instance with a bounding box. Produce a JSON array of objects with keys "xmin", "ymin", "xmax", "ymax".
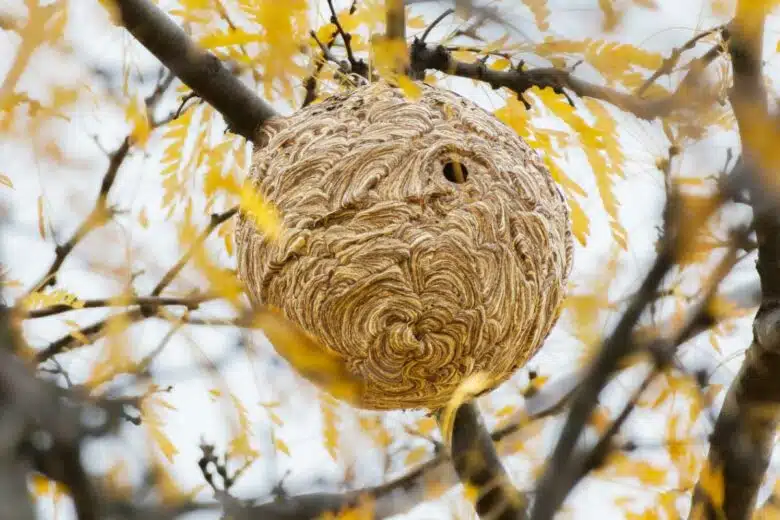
[{"xmin": 236, "ymin": 81, "xmax": 573, "ymax": 410}]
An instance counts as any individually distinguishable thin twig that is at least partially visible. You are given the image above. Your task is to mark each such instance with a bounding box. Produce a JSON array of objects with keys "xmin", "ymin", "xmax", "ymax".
[
  {"xmin": 26, "ymin": 72, "xmax": 176, "ymax": 296},
  {"xmin": 21, "ymin": 293, "xmax": 216, "ymax": 319},
  {"xmin": 26, "ymin": 138, "xmax": 131, "ymax": 295},
  {"xmin": 325, "ymin": 0, "xmax": 366, "ymax": 77},
  {"xmin": 35, "ymin": 310, "xmax": 145, "ymax": 363},
  {"xmin": 151, "ymin": 206, "xmax": 238, "ymax": 296},
  {"xmin": 636, "ymin": 24, "xmax": 726, "ymax": 97},
  {"xmin": 421, "ymin": 8, "xmax": 454, "ymax": 42}
]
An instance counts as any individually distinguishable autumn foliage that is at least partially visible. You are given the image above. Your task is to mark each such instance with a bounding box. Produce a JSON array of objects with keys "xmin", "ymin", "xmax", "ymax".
[{"xmin": 2, "ymin": 0, "xmax": 780, "ymax": 519}]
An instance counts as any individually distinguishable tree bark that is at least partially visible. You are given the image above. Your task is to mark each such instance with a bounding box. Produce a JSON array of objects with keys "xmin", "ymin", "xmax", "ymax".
[
  {"xmin": 113, "ymin": 0, "xmax": 278, "ymax": 141},
  {"xmin": 690, "ymin": 2, "xmax": 778, "ymax": 519}
]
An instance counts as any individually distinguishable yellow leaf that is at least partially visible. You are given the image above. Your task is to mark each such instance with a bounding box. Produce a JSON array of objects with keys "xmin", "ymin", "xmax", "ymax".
[
  {"xmin": 490, "ymin": 58, "xmax": 511, "ymax": 71},
  {"xmin": 599, "ymin": 0, "xmax": 622, "ymax": 31},
  {"xmin": 405, "ymin": 446, "xmax": 428, "ymax": 466},
  {"xmin": 229, "ymin": 431, "xmax": 259, "ymax": 460},
  {"xmin": 397, "ymin": 75, "xmax": 422, "ymax": 99},
  {"xmin": 599, "ymin": 452, "xmax": 667, "ymax": 487},
  {"xmin": 138, "ymin": 206, "xmax": 149, "ymax": 228},
  {"xmin": 439, "ymin": 372, "xmax": 493, "ymax": 446},
  {"xmin": 268, "ymin": 410, "xmax": 283, "ymax": 427},
  {"xmin": 451, "ymin": 50, "xmax": 477, "ymax": 63},
  {"xmin": 240, "ymin": 184, "xmax": 282, "ymax": 241},
  {"xmin": 371, "ymin": 36, "xmax": 408, "ymax": 77},
  {"xmin": 416, "ymin": 416, "xmax": 437, "ymax": 435},
  {"xmin": 126, "ymin": 97, "xmax": 150, "ymax": 145},
  {"xmin": 228, "ymin": 392, "xmax": 259, "ymax": 460},
  {"xmin": 463, "ymin": 483, "xmax": 479, "ymax": 504},
  {"xmin": 274, "ymin": 436, "xmax": 291, "ymax": 456},
  {"xmin": 30, "ymin": 474, "xmax": 53, "ymax": 497},
  {"xmin": 321, "ymin": 395, "xmax": 340, "ymax": 460},
  {"xmin": 142, "ymin": 396, "xmax": 179, "ymax": 463},
  {"xmin": 252, "ymin": 308, "xmax": 364, "ymax": 404},
  {"xmin": 0, "ymin": 174, "xmax": 13, "ymax": 189},
  {"xmin": 495, "ymin": 405, "xmax": 516, "ymax": 417},
  {"xmin": 699, "ymin": 462, "xmax": 724, "ymax": 510},
  {"xmin": 407, "ymin": 14, "xmax": 426, "ymax": 29},
  {"xmin": 85, "ymin": 312, "xmax": 136, "ymax": 388},
  {"xmin": 37, "ymin": 195, "xmax": 45, "ymax": 239},
  {"xmin": 521, "ymin": 0, "xmax": 551, "ymax": 31},
  {"xmin": 20, "ymin": 288, "xmax": 84, "ymax": 311},
  {"xmin": 568, "ymin": 193, "xmax": 590, "ymax": 246},
  {"xmin": 198, "ymin": 29, "xmax": 262, "ymax": 49}
]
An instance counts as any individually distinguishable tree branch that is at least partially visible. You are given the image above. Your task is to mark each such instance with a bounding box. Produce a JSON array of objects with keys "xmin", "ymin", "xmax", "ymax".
[
  {"xmin": 113, "ymin": 0, "xmax": 278, "ymax": 140},
  {"xmin": 446, "ymin": 402, "xmax": 527, "ymax": 520},
  {"xmin": 690, "ymin": 3, "xmax": 778, "ymax": 518},
  {"xmin": 529, "ymin": 244, "xmax": 675, "ymax": 519},
  {"xmin": 36, "ymin": 309, "xmax": 145, "ymax": 363},
  {"xmin": 636, "ymin": 24, "xmax": 726, "ymax": 97},
  {"xmin": 21, "ymin": 293, "xmax": 216, "ymax": 319},
  {"xmin": 151, "ymin": 206, "xmax": 238, "ymax": 296},
  {"xmin": 26, "ymin": 137, "xmax": 131, "ymax": 295},
  {"xmin": 410, "ymin": 39, "xmax": 722, "ymax": 120}
]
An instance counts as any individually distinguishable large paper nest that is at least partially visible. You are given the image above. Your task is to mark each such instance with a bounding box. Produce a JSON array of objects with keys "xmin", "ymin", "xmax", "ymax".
[{"xmin": 236, "ymin": 81, "xmax": 573, "ymax": 410}]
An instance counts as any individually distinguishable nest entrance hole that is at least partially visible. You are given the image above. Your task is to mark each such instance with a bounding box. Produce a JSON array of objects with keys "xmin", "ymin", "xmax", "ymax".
[{"xmin": 443, "ymin": 161, "xmax": 469, "ymax": 184}]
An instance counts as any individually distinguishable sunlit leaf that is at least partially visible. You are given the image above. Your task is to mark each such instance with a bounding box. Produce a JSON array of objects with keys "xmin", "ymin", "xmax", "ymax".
[
  {"xmin": 321, "ymin": 394, "xmax": 340, "ymax": 460},
  {"xmin": 141, "ymin": 393, "xmax": 180, "ymax": 463},
  {"xmin": 439, "ymin": 372, "xmax": 493, "ymax": 446},
  {"xmin": 405, "ymin": 446, "xmax": 428, "ymax": 466},
  {"xmin": 521, "ymin": 0, "xmax": 551, "ymax": 31},
  {"xmin": 252, "ymin": 307, "xmax": 364, "ymax": 404}
]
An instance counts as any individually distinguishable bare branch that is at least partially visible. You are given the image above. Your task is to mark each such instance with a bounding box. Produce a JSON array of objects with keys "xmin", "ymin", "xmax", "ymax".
[
  {"xmin": 529, "ymin": 247, "xmax": 674, "ymax": 519},
  {"xmin": 421, "ymin": 8, "xmax": 454, "ymax": 43}
]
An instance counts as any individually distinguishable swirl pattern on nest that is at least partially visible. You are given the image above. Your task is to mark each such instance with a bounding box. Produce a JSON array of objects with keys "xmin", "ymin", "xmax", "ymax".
[{"xmin": 236, "ymin": 81, "xmax": 573, "ymax": 410}]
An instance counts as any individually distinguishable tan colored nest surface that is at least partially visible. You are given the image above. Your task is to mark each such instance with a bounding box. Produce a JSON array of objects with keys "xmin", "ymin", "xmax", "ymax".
[{"xmin": 236, "ymin": 81, "xmax": 573, "ymax": 410}]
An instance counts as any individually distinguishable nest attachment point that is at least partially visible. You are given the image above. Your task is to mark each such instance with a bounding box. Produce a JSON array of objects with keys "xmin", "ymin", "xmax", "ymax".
[{"xmin": 236, "ymin": 81, "xmax": 573, "ymax": 410}]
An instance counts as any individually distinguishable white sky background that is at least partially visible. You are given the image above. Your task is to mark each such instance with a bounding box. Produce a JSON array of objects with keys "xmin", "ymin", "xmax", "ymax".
[{"xmin": 2, "ymin": 0, "xmax": 780, "ymax": 519}]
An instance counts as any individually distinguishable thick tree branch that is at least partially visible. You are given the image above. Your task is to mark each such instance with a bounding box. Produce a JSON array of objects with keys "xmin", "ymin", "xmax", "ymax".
[
  {"xmin": 113, "ymin": 0, "xmax": 277, "ymax": 140},
  {"xmin": 446, "ymin": 402, "xmax": 527, "ymax": 520},
  {"xmin": 691, "ymin": 4, "xmax": 778, "ymax": 518}
]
